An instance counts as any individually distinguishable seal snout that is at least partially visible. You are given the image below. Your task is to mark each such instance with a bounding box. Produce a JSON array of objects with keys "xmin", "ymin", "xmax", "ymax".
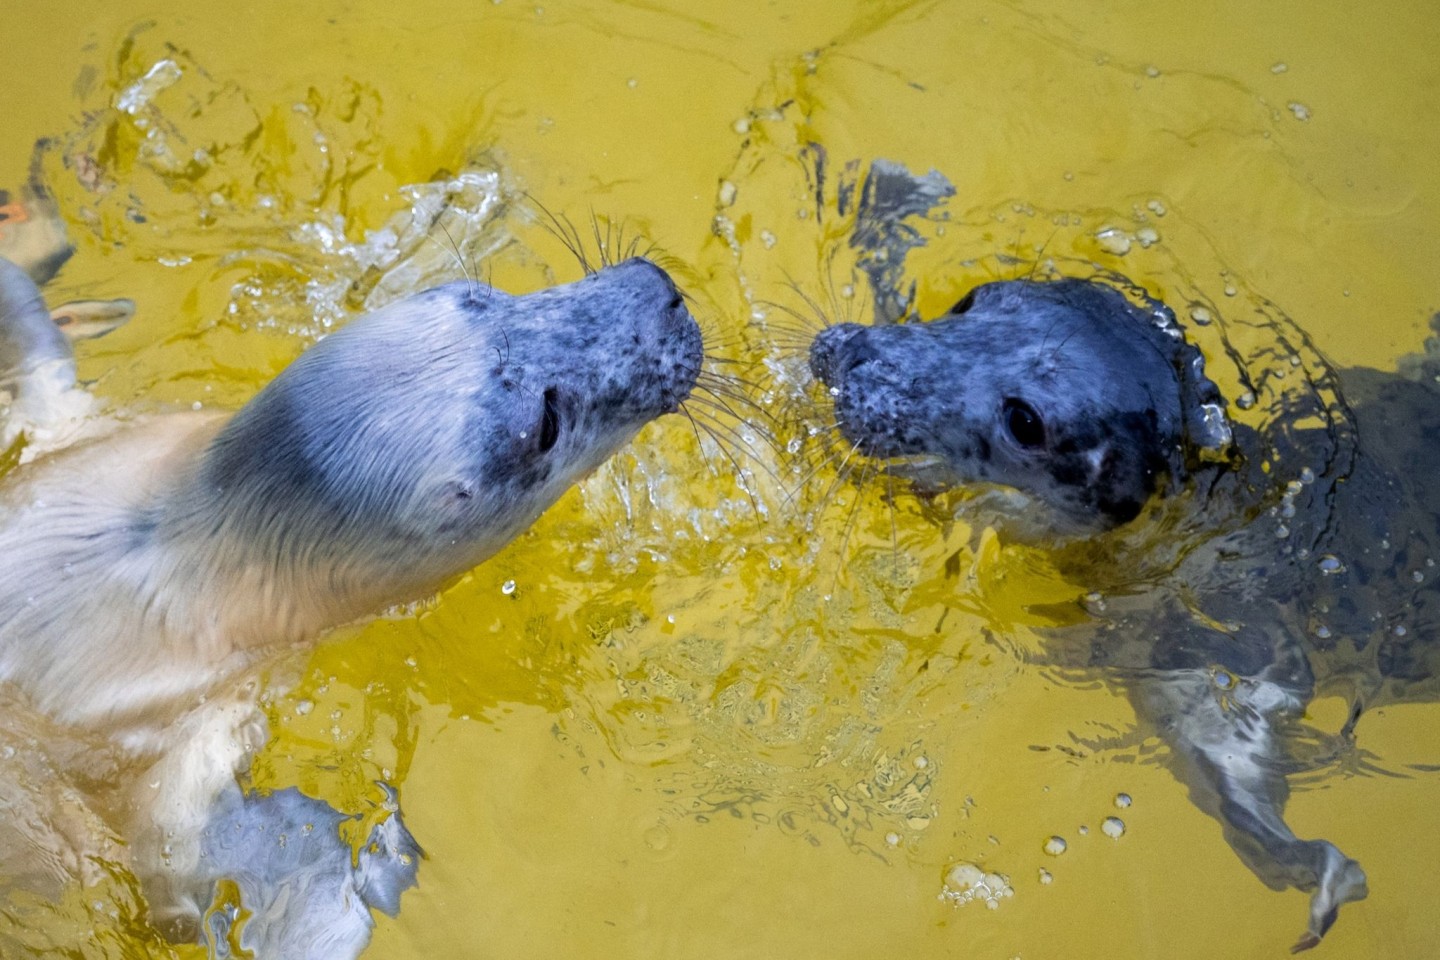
[{"xmin": 808, "ymin": 323, "xmax": 869, "ymax": 387}]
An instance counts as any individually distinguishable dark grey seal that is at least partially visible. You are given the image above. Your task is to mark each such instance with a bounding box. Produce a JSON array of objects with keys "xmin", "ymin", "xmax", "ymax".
[{"xmin": 809, "ymin": 274, "xmax": 1440, "ymax": 951}]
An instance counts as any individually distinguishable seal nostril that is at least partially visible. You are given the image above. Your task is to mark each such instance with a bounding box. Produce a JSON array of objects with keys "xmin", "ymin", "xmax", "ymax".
[{"xmin": 949, "ymin": 289, "xmax": 978, "ymax": 315}]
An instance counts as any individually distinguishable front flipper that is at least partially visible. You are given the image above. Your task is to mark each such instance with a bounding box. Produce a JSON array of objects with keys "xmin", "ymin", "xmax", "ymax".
[
  {"xmin": 1132, "ymin": 618, "xmax": 1368, "ymax": 951},
  {"xmin": 196, "ymin": 782, "xmax": 422, "ymax": 960}
]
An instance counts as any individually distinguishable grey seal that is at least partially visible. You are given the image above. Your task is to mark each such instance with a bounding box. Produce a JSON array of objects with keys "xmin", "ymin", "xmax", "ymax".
[
  {"xmin": 809, "ymin": 274, "xmax": 1440, "ymax": 951},
  {"xmin": 0, "ymin": 237, "xmax": 702, "ymax": 957}
]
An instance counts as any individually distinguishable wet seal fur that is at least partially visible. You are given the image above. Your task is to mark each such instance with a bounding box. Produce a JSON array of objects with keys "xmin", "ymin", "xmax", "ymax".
[
  {"xmin": 0, "ymin": 227, "xmax": 702, "ymax": 957},
  {"xmin": 810, "ymin": 274, "xmax": 1440, "ymax": 951}
]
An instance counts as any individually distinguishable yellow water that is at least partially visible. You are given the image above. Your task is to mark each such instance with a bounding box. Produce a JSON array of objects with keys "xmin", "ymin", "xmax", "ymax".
[{"xmin": 4, "ymin": 0, "xmax": 1440, "ymax": 957}]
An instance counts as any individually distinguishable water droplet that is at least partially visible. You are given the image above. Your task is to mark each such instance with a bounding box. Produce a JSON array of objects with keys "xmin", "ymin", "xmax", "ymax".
[
  {"xmin": 1317, "ymin": 555, "xmax": 1345, "ymax": 575},
  {"xmin": 1043, "ymin": 836, "xmax": 1067, "ymax": 856},
  {"xmin": 501, "ymin": 579, "xmax": 517, "ymax": 595},
  {"xmin": 1114, "ymin": 793, "xmax": 1132, "ymax": 809},
  {"xmin": 1102, "ymin": 817, "xmax": 1125, "ymax": 839},
  {"xmin": 1271, "ymin": 62, "xmax": 1289, "ymax": 74},
  {"xmin": 1189, "ymin": 305, "xmax": 1213, "ymax": 325},
  {"xmin": 1038, "ymin": 868, "xmax": 1053, "ymax": 884},
  {"xmin": 1287, "ymin": 101, "xmax": 1312, "ymax": 121},
  {"xmin": 1095, "ymin": 227, "xmax": 1132, "ymax": 255}
]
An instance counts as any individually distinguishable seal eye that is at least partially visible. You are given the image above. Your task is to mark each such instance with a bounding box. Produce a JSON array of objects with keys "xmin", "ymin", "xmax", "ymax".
[
  {"xmin": 538, "ymin": 387, "xmax": 562, "ymax": 453},
  {"xmin": 1002, "ymin": 397, "xmax": 1045, "ymax": 449}
]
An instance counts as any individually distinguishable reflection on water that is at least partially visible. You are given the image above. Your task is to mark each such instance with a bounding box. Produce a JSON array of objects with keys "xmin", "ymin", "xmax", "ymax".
[{"xmin": 2, "ymin": 1, "xmax": 1439, "ymax": 958}]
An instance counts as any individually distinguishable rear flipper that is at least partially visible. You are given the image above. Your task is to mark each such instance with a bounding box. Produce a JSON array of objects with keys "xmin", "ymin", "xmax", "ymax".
[
  {"xmin": 195, "ymin": 782, "xmax": 422, "ymax": 960},
  {"xmin": 1131, "ymin": 629, "xmax": 1368, "ymax": 952}
]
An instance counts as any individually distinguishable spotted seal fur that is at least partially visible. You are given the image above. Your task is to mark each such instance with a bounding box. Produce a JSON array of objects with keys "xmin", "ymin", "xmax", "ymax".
[
  {"xmin": 0, "ymin": 230, "xmax": 703, "ymax": 956},
  {"xmin": 809, "ymin": 274, "xmax": 1440, "ymax": 951}
]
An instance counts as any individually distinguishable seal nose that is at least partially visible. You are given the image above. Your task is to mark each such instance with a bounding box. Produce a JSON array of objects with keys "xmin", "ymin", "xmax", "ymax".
[{"xmin": 809, "ymin": 323, "xmax": 869, "ymax": 386}]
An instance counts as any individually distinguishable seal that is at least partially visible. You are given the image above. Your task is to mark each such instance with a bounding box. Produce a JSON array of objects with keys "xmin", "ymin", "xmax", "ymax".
[
  {"xmin": 1, "ymin": 187, "xmax": 134, "ymax": 457},
  {"xmin": 809, "ymin": 275, "xmax": 1440, "ymax": 950},
  {"xmin": 0, "ymin": 243, "xmax": 703, "ymax": 955}
]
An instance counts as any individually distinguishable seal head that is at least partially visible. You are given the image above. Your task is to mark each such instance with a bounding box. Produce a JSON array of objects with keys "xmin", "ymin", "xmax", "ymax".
[
  {"xmin": 810, "ymin": 277, "xmax": 1229, "ymax": 532},
  {"xmin": 170, "ymin": 256, "xmax": 703, "ymax": 624}
]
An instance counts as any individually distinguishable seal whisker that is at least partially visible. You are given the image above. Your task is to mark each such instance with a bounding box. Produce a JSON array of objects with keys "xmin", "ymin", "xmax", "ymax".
[
  {"xmin": 683, "ymin": 407, "xmax": 762, "ymax": 515},
  {"xmin": 523, "ymin": 193, "xmax": 591, "ymax": 275},
  {"xmin": 785, "ymin": 434, "xmax": 864, "ymax": 510},
  {"xmin": 677, "ymin": 403, "xmax": 723, "ymax": 483},
  {"xmin": 692, "ymin": 373, "xmax": 767, "ymax": 415},
  {"xmin": 780, "ymin": 272, "xmax": 837, "ymax": 331},
  {"xmin": 701, "ymin": 353, "xmax": 765, "ymax": 369},
  {"xmin": 758, "ymin": 295, "xmax": 829, "ymax": 335},
  {"xmin": 420, "ymin": 226, "xmax": 472, "ymax": 298},
  {"xmin": 684, "ymin": 399, "xmax": 780, "ymax": 461},
  {"xmin": 685, "ymin": 406, "xmax": 782, "ymax": 481},
  {"xmin": 696, "ymin": 366, "xmax": 767, "ymax": 398},
  {"xmin": 588, "ymin": 210, "xmax": 612, "ymax": 269},
  {"xmin": 695, "ymin": 385, "xmax": 770, "ymax": 426}
]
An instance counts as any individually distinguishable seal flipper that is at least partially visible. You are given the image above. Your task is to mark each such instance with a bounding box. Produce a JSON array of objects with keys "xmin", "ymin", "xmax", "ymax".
[
  {"xmin": 1132, "ymin": 618, "xmax": 1368, "ymax": 951},
  {"xmin": 196, "ymin": 783, "xmax": 422, "ymax": 960}
]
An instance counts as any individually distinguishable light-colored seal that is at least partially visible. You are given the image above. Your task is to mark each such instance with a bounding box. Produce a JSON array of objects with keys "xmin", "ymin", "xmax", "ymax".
[
  {"xmin": 810, "ymin": 275, "xmax": 1440, "ymax": 950},
  {"xmin": 0, "ymin": 244, "xmax": 702, "ymax": 953}
]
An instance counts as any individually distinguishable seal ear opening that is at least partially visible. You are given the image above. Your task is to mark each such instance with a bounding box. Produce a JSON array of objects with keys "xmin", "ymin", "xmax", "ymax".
[{"xmin": 537, "ymin": 387, "xmax": 561, "ymax": 454}]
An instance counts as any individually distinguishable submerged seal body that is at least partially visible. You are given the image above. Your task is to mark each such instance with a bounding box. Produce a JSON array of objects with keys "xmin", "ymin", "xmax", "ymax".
[
  {"xmin": 809, "ymin": 276, "xmax": 1440, "ymax": 950},
  {"xmin": 0, "ymin": 252, "xmax": 702, "ymax": 953}
]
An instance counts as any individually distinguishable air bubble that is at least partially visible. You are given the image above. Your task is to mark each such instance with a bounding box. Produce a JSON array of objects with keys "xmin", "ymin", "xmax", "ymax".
[
  {"xmin": 1095, "ymin": 228, "xmax": 1132, "ymax": 255},
  {"xmin": 941, "ymin": 863, "xmax": 1015, "ymax": 908}
]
